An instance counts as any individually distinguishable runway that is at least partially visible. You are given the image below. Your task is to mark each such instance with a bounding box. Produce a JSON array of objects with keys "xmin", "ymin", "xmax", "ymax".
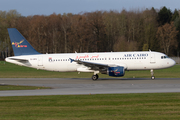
[{"xmin": 0, "ymin": 78, "xmax": 180, "ymax": 96}]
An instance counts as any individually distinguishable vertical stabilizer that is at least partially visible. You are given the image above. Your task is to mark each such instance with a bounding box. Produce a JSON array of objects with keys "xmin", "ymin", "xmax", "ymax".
[{"xmin": 8, "ymin": 28, "xmax": 40, "ymax": 56}]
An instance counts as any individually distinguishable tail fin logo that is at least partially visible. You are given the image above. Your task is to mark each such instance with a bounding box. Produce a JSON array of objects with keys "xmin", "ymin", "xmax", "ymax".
[{"xmin": 12, "ymin": 40, "xmax": 27, "ymax": 48}]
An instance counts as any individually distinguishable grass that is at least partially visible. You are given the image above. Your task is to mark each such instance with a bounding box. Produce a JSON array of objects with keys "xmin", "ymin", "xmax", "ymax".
[
  {"xmin": 0, "ymin": 85, "xmax": 50, "ymax": 91},
  {"xmin": 0, "ymin": 61, "xmax": 180, "ymax": 78},
  {"xmin": 0, "ymin": 61, "xmax": 180, "ymax": 119},
  {"xmin": 125, "ymin": 65, "xmax": 180, "ymax": 78},
  {"xmin": 0, "ymin": 93, "xmax": 180, "ymax": 120}
]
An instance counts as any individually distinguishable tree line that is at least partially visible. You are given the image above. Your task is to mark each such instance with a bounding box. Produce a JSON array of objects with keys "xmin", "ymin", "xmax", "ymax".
[{"xmin": 0, "ymin": 6, "xmax": 180, "ymax": 59}]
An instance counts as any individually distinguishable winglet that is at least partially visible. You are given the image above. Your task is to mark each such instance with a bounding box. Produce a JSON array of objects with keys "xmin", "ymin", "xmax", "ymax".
[
  {"xmin": 69, "ymin": 58, "xmax": 75, "ymax": 63},
  {"xmin": 8, "ymin": 28, "xmax": 40, "ymax": 56}
]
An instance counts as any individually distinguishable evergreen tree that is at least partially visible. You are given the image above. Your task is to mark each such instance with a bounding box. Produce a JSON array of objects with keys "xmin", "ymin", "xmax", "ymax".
[
  {"xmin": 172, "ymin": 9, "xmax": 179, "ymax": 21},
  {"xmin": 157, "ymin": 6, "xmax": 172, "ymax": 26}
]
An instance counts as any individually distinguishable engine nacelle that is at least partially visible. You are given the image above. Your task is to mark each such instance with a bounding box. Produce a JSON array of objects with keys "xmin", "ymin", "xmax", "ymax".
[{"xmin": 108, "ymin": 66, "xmax": 125, "ymax": 77}]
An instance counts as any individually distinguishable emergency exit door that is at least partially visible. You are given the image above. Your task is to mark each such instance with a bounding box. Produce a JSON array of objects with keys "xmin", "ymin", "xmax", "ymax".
[
  {"xmin": 38, "ymin": 57, "xmax": 43, "ymax": 66},
  {"xmin": 150, "ymin": 53, "xmax": 155, "ymax": 63}
]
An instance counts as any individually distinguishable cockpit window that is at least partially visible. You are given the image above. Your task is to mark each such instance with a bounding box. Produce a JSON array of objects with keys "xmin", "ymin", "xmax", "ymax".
[{"xmin": 161, "ymin": 56, "xmax": 169, "ymax": 59}]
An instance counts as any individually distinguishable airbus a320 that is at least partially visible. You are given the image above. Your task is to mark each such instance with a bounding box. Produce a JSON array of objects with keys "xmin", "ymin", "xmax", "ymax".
[{"xmin": 5, "ymin": 28, "xmax": 176, "ymax": 80}]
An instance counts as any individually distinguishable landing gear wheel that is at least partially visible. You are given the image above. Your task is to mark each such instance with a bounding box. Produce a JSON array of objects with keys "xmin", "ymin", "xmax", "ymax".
[
  {"xmin": 92, "ymin": 74, "xmax": 98, "ymax": 81},
  {"xmin": 151, "ymin": 76, "xmax": 155, "ymax": 80},
  {"xmin": 150, "ymin": 69, "xmax": 155, "ymax": 80},
  {"xmin": 96, "ymin": 74, "xmax": 99, "ymax": 79}
]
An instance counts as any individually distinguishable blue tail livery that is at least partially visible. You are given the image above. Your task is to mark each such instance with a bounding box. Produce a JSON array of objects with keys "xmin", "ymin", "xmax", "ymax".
[{"xmin": 8, "ymin": 28, "xmax": 40, "ymax": 56}]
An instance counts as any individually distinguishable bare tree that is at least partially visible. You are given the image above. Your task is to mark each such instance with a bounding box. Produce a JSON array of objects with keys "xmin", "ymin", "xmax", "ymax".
[{"xmin": 157, "ymin": 22, "xmax": 178, "ymax": 55}]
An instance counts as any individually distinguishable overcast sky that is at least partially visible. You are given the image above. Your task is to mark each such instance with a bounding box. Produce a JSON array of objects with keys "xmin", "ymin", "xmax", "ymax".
[{"xmin": 1, "ymin": 0, "xmax": 180, "ymax": 16}]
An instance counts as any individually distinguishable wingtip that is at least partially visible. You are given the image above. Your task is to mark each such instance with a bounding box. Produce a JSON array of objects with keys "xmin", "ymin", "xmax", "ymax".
[{"xmin": 69, "ymin": 58, "xmax": 74, "ymax": 63}]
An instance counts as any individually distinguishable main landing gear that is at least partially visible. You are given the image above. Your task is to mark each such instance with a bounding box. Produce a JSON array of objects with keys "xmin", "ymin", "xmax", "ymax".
[
  {"xmin": 150, "ymin": 69, "xmax": 155, "ymax": 80},
  {"xmin": 92, "ymin": 74, "xmax": 99, "ymax": 81},
  {"xmin": 92, "ymin": 71, "xmax": 99, "ymax": 81}
]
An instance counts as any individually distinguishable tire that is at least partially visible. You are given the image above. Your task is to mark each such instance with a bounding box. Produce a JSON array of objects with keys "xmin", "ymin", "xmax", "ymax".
[
  {"xmin": 151, "ymin": 76, "xmax": 155, "ymax": 80},
  {"xmin": 96, "ymin": 74, "xmax": 99, "ymax": 79},
  {"xmin": 92, "ymin": 74, "xmax": 98, "ymax": 81}
]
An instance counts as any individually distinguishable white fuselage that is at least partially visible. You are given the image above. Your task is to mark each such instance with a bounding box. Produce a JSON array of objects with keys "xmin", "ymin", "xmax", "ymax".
[{"xmin": 5, "ymin": 51, "xmax": 176, "ymax": 73}]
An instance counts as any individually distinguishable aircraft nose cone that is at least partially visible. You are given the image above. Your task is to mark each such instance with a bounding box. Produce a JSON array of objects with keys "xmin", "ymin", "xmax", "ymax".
[
  {"xmin": 170, "ymin": 59, "xmax": 176, "ymax": 66},
  {"xmin": 5, "ymin": 58, "xmax": 8, "ymax": 62}
]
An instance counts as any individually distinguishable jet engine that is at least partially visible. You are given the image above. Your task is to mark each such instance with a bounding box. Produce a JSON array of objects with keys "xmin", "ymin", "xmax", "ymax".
[
  {"xmin": 108, "ymin": 66, "xmax": 125, "ymax": 77},
  {"xmin": 100, "ymin": 66, "xmax": 125, "ymax": 77}
]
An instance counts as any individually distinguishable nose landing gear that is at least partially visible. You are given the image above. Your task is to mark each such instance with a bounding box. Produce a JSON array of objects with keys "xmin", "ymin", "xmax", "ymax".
[{"xmin": 150, "ymin": 69, "xmax": 155, "ymax": 80}]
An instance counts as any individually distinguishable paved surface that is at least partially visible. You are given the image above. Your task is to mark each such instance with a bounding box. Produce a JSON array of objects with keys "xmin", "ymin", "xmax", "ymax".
[{"xmin": 0, "ymin": 78, "xmax": 180, "ymax": 96}]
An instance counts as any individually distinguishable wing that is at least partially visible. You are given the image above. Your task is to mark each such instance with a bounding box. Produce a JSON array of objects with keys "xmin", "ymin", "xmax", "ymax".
[{"xmin": 69, "ymin": 58, "xmax": 123, "ymax": 71}]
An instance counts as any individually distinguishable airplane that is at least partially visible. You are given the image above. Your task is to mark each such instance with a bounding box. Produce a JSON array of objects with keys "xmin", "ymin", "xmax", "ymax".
[{"xmin": 5, "ymin": 28, "xmax": 176, "ymax": 80}]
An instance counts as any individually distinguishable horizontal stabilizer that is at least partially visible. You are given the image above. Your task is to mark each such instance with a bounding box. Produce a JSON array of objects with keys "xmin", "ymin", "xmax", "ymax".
[
  {"xmin": 8, "ymin": 58, "xmax": 28, "ymax": 62},
  {"xmin": 5, "ymin": 56, "xmax": 28, "ymax": 63}
]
